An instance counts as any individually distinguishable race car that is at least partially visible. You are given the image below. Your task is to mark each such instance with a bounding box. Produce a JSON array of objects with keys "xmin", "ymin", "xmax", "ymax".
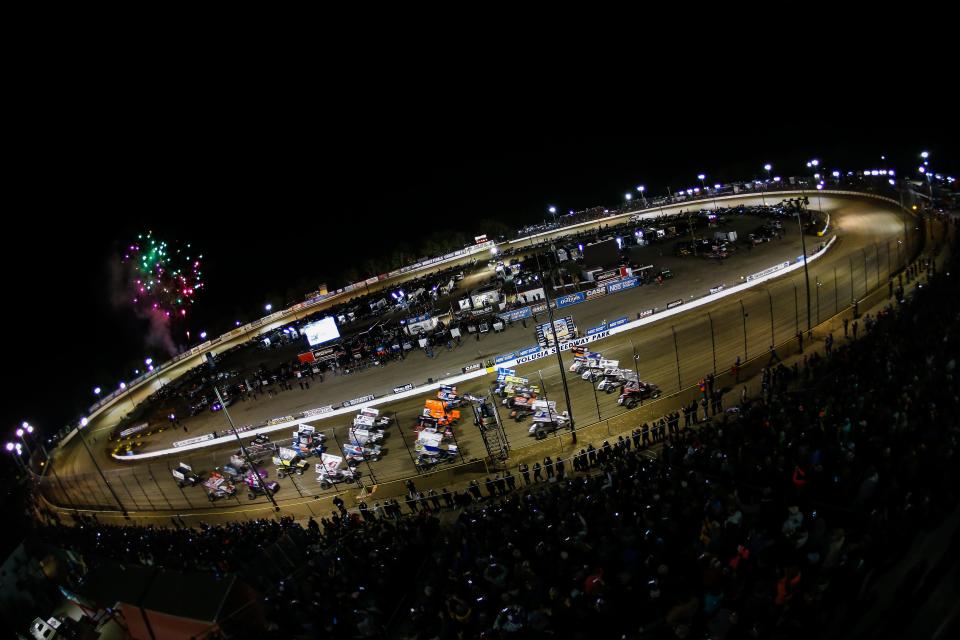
[
  {"xmin": 414, "ymin": 429, "xmax": 459, "ymax": 471},
  {"xmin": 596, "ymin": 368, "xmax": 638, "ymax": 394},
  {"xmin": 172, "ymin": 462, "xmax": 200, "ymax": 488},
  {"xmin": 414, "ymin": 414, "xmax": 453, "ymax": 439},
  {"xmin": 424, "ymin": 399, "xmax": 460, "ymax": 426},
  {"xmin": 250, "ymin": 433, "xmax": 271, "ymax": 446},
  {"xmin": 244, "ymin": 470, "xmax": 280, "ymax": 500},
  {"xmin": 353, "ymin": 407, "xmax": 391, "ymax": 429},
  {"xmin": 435, "ymin": 385, "xmax": 466, "ymax": 409},
  {"xmin": 349, "ymin": 427, "xmax": 385, "ymax": 446},
  {"xmin": 503, "ymin": 394, "xmax": 537, "ymax": 421},
  {"xmin": 343, "ymin": 441, "xmax": 383, "ymax": 466},
  {"xmin": 617, "ymin": 381, "xmax": 663, "ymax": 408},
  {"xmin": 290, "ymin": 425, "xmax": 326, "ymax": 457},
  {"xmin": 315, "ymin": 453, "xmax": 358, "ymax": 489},
  {"xmin": 528, "ymin": 407, "xmax": 571, "ymax": 440},
  {"xmin": 202, "ymin": 472, "xmax": 237, "ymax": 502},
  {"xmin": 272, "ymin": 447, "xmax": 310, "ymax": 478}
]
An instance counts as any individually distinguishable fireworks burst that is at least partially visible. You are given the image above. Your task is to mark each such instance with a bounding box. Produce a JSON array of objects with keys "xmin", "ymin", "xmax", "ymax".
[{"xmin": 122, "ymin": 231, "xmax": 204, "ymax": 320}]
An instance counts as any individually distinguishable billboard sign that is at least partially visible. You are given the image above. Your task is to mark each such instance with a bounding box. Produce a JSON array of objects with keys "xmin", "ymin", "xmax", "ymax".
[{"xmin": 304, "ymin": 317, "xmax": 341, "ymax": 346}]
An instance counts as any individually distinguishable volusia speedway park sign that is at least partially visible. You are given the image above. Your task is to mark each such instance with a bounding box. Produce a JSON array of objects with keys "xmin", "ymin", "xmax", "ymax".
[{"xmin": 114, "ymin": 238, "xmax": 836, "ymax": 461}]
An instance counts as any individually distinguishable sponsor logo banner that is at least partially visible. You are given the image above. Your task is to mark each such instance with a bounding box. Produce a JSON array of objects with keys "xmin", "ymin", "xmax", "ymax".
[
  {"xmin": 638, "ymin": 308, "xmax": 655, "ymax": 319},
  {"xmin": 606, "ymin": 277, "xmax": 639, "ymax": 294},
  {"xmin": 667, "ymin": 299, "xmax": 684, "ymax": 309},
  {"xmin": 461, "ymin": 363, "xmax": 483, "ymax": 374},
  {"xmin": 709, "ymin": 284, "xmax": 725, "ymax": 294},
  {"xmin": 585, "ymin": 286, "xmax": 607, "ymax": 301},
  {"xmin": 393, "ymin": 383, "xmax": 415, "ymax": 394},
  {"xmin": 119, "ymin": 422, "xmax": 150, "ymax": 439},
  {"xmin": 518, "ymin": 345, "xmax": 541, "ymax": 357},
  {"xmin": 609, "ymin": 316, "xmax": 629, "ymax": 328},
  {"xmin": 173, "ymin": 433, "xmax": 215, "ymax": 448},
  {"xmin": 499, "ymin": 306, "xmax": 533, "ymax": 322},
  {"xmin": 746, "ymin": 261, "xmax": 790, "ymax": 282},
  {"xmin": 302, "ymin": 405, "xmax": 334, "ymax": 417},
  {"xmin": 495, "ymin": 352, "xmax": 518, "ymax": 364},
  {"xmin": 587, "ymin": 324, "xmax": 608, "ymax": 336},
  {"xmin": 342, "ymin": 394, "xmax": 375, "ymax": 408},
  {"xmin": 555, "ymin": 292, "xmax": 586, "ymax": 308}
]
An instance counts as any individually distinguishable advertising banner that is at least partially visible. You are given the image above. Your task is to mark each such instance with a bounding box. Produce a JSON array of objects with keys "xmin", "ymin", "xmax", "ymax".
[
  {"xmin": 119, "ymin": 422, "xmax": 150, "ymax": 439},
  {"xmin": 606, "ymin": 277, "xmax": 639, "ymax": 294},
  {"xmin": 747, "ymin": 261, "xmax": 790, "ymax": 282},
  {"xmin": 586, "ymin": 324, "xmax": 609, "ymax": 336},
  {"xmin": 555, "ymin": 292, "xmax": 586, "ymax": 309},
  {"xmin": 342, "ymin": 394, "xmax": 375, "ymax": 408},
  {"xmin": 667, "ymin": 299, "xmax": 684, "ymax": 309},
  {"xmin": 495, "ymin": 352, "xmax": 518, "ymax": 364},
  {"xmin": 499, "ymin": 306, "xmax": 533, "ymax": 322},
  {"xmin": 302, "ymin": 405, "xmax": 335, "ymax": 418},
  {"xmin": 585, "ymin": 286, "xmax": 607, "ymax": 301},
  {"xmin": 462, "ymin": 363, "xmax": 483, "ymax": 373},
  {"xmin": 518, "ymin": 345, "xmax": 541, "ymax": 357},
  {"xmin": 393, "ymin": 383, "xmax": 415, "ymax": 394},
  {"xmin": 609, "ymin": 316, "xmax": 629, "ymax": 328}
]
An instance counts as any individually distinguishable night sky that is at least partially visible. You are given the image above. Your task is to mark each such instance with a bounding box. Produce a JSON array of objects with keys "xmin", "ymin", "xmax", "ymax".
[{"xmin": 3, "ymin": 104, "xmax": 954, "ymax": 438}]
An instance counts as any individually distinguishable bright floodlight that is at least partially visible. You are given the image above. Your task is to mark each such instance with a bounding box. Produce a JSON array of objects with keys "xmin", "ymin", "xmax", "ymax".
[
  {"xmin": 697, "ymin": 174, "xmax": 705, "ymax": 180},
  {"xmin": 637, "ymin": 185, "xmax": 645, "ymax": 193},
  {"xmin": 811, "ymin": 159, "xmax": 819, "ymax": 166},
  {"xmin": 773, "ymin": 176, "xmax": 781, "ymax": 182},
  {"xmin": 80, "ymin": 417, "xmax": 88, "ymax": 427},
  {"xmin": 200, "ymin": 331, "xmax": 207, "ymax": 339},
  {"xmin": 22, "ymin": 421, "xmax": 29, "ymax": 429},
  {"xmin": 4, "ymin": 443, "xmax": 12, "ymax": 452},
  {"xmin": 148, "ymin": 365, "xmax": 154, "ymax": 371},
  {"xmin": 919, "ymin": 166, "xmax": 926, "ymax": 174},
  {"xmin": 16, "ymin": 428, "xmax": 24, "ymax": 437},
  {"xmin": 888, "ymin": 179, "xmax": 895, "ymax": 185},
  {"xmin": 265, "ymin": 303, "xmax": 273, "ymax": 311},
  {"xmin": 714, "ymin": 183, "xmax": 721, "ymax": 189},
  {"xmin": 921, "ymin": 151, "xmax": 929, "ymax": 158},
  {"xmin": 764, "ymin": 164, "xmax": 772, "ymax": 171},
  {"xmin": 625, "ymin": 193, "xmax": 632, "ymax": 200},
  {"xmin": 548, "ymin": 206, "xmax": 557, "ymax": 214},
  {"xmin": 832, "ymin": 171, "xmax": 840, "ymax": 177},
  {"xmin": 145, "ymin": 358, "xmax": 152, "ymax": 365},
  {"xmin": 119, "ymin": 382, "xmax": 126, "ymax": 390},
  {"xmin": 93, "ymin": 387, "xmax": 101, "ymax": 395},
  {"xmin": 816, "ymin": 184, "xmax": 824, "ymax": 190}
]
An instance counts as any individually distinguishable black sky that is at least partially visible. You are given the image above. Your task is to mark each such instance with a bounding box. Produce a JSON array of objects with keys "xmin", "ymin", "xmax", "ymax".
[{"xmin": 3, "ymin": 91, "xmax": 955, "ymax": 439}]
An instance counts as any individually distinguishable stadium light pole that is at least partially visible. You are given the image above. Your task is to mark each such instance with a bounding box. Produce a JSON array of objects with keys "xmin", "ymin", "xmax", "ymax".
[
  {"xmin": 762, "ymin": 164, "xmax": 772, "ymax": 205},
  {"xmin": 534, "ymin": 253, "xmax": 577, "ymax": 444},
  {"xmin": 20, "ymin": 423, "xmax": 78, "ymax": 512},
  {"xmin": 636, "ymin": 185, "xmax": 647, "ymax": 208},
  {"xmin": 793, "ymin": 198, "xmax": 813, "ymax": 332},
  {"xmin": 76, "ymin": 417, "xmax": 128, "ymax": 517}
]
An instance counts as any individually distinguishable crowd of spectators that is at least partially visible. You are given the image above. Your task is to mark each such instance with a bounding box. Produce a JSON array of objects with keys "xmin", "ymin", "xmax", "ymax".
[{"xmin": 34, "ymin": 222, "xmax": 957, "ymax": 637}]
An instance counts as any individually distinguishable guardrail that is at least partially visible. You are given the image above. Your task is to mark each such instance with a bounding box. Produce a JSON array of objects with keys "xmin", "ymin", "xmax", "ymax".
[{"xmin": 60, "ymin": 183, "xmax": 907, "ymax": 450}]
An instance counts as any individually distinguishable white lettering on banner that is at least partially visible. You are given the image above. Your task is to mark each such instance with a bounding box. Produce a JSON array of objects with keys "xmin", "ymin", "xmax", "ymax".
[
  {"xmin": 393, "ymin": 383, "xmax": 415, "ymax": 394},
  {"xmin": 666, "ymin": 299, "xmax": 684, "ymax": 309},
  {"xmin": 173, "ymin": 433, "xmax": 215, "ymax": 447},
  {"xmin": 709, "ymin": 285, "xmax": 725, "ymax": 294},
  {"xmin": 746, "ymin": 261, "xmax": 790, "ymax": 282},
  {"xmin": 638, "ymin": 308, "xmax": 655, "ymax": 319},
  {"xmin": 119, "ymin": 422, "xmax": 150, "ymax": 438},
  {"xmin": 462, "ymin": 363, "xmax": 483, "ymax": 373},
  {"xmin": 342, "ymin": 394, "xmax": 375, "ymax": 408},
  {"xmin": 302, "ymin": 405, "xmax": 335, "ymax": 417}
]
